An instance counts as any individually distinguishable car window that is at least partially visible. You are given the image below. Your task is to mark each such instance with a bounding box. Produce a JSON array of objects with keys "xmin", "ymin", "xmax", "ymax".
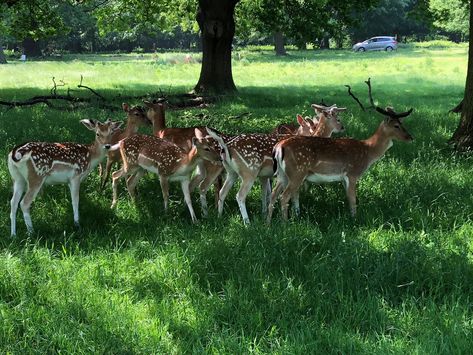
[{"xmin": 369, "ymin": 38, "xmax": 377, "ymax": 43}]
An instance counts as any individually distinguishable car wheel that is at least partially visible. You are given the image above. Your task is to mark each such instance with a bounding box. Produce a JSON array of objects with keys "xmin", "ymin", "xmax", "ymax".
[
  {"xmin": 386, "ymin": 46, "xmax": 393, "ymax": 52},
  {"xmin": 357, "ymin": 47, "xmax": 366, "ymax": 52}
]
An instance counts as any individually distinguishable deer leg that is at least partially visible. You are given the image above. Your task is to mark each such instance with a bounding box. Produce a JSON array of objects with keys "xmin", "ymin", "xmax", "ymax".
[
  {"xmin": 69, "ymin": 177, "xmax": 81, "ymax": 228},
  {"xmin": 218, "ymin": 170, "xmax": 237, "ymax": 217},
  {"xmin": 280, "ymin": 177, "xmax": 304, "ymax": 222},
  {"xmin": 111, "ymin": 167, "xmax": 127, "ymax": 208},
  {"xmin": 189, "ymin": 162, "xmax": 206, "ymax": 192},
  {"xmin": 344, "ymin": 177, "xmax": 357, "ymax": 217},
  {"xmin": 198, "ymin": 165, "xmax": 224, "ymax": 218},
  {"xmin": 181, "ymin": 179, "xmax": 197, "ymax": 223},
  {"xmin": 159, "ymin": 177, "xmax": 170, "ymax": 211},
  {"xmin": 266, "ymin": 179, "xmax": 287, "ymax": 224},
  {"xmin": 126, "ymin": 169, "xmax": 145, "ymax": 202},
  {"xmin": 100, "ymin": 158, "xmax": 114, "ymax": 189},
  {"xmin": 214, "ymin": 174, "xmax": 223, "ymax": 208},
  {"xmin": 20, "ymin": 179, "xmax": 44, "ymax": 234},
  {"xmin": 292, "ymin": 191, "xmax": 301, "ymax": 217},
  {"xmin": 236, "ymin": 176, "xmax": 257, "ymax": 225},
  {"xmin": 259, "ymin": 177, "xmax": 271, "ymax": 216},
  {"xmin": 10, "ymin": 179, "xmax": 26, "ymax": 236}
]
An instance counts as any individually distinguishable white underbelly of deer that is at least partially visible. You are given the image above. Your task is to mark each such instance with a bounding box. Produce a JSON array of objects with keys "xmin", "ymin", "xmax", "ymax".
[
  {"xmin": 306, "ymin": 173, "xmax": 346, "ymax": 183},
  {"xmin": 44, "ymin": 162, "xmax": 82, "ymax": 184}
]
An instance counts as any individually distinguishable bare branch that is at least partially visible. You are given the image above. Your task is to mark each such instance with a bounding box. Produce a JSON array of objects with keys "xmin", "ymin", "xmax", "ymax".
[
  {"xmin": 344, "ymin": 85, "xmax": 365, "ymax": 111},
  {"xmin": 78, "ymin": 75, "xmax": 106, "ymax": 100}
]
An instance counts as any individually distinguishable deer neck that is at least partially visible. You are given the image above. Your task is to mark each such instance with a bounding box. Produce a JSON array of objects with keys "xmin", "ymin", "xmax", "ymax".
[
  {"xmin": 364, "ymin": 124, "xmax": 394, "ymax": 161},
  {"xmin": 123, "ymin": 121, "xmax": 139, "ymax": 136},
  {"xmin": 180, "ymin": 146, "xmax": 201, "ymax": 172},
  {"xmin": 314, "ymin": 119, "xmax": 332, "ymax": 138},
  {"xmin": 88, "ymin": 140, "xmax": 109, "ymax": 170},
  {"xmin": 151, "ymin": 110, "xmax": 165, "ymax": 135}
]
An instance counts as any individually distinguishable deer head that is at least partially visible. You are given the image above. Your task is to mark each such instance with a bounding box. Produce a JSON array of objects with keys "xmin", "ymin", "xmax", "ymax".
[
  {"xmin": 376, "ymin": 106, "xmax": 414, "ymax": 142},
  {"xmin": 192, "ymin": 128, "xmax": 221, "ymax": 163},
  {"xmin": 311, "ymin": 103, "xmax": 346, "ymax": 135},
  {"xmin": 122, "ymin": 102, "xmax": 151, "ymax": 127},
  {"xmin": 81, "ymin": 119, "xmax": 123, "ymax": 149}
]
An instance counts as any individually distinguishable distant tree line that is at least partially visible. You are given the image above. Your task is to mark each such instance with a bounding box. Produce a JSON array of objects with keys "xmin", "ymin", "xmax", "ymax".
[{"xmin": 0, "ymin": 0, "xmax": 469, "ymax": 60}]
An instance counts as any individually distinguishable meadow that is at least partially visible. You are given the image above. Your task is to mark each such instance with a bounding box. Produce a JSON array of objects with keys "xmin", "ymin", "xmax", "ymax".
[{"xmin": 0, "ymin": 45, "xmax": 472, "ymax": 353}]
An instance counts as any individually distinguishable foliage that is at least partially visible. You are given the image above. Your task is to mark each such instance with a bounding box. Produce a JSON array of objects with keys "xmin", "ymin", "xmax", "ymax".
[
  {"xmin": 349, "ymin": 0, "xmax": 431, "ymax": 42},
  {"xmin": 1, "ymin": 0, "xmax": 67, "ymax": 41},
  {"xmin": 0, "ymin": 46, "xmax": 472, "ymax": 352},
  {"xmin": 429, "ymin": 0, "xmax": 470, "ymax": 41}
]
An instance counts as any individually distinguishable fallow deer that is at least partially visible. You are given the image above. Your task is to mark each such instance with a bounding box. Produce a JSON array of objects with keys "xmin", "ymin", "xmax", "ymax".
[
  {"xmin": 109, "ymin": 128, "xmax": 222, "ymax": 223},
  {"xmin": 272, "ymin": 115, "xmax": 319, "ymax": 135},
  {"xmin": 99, "ymin": 103, "xmax": 150, "ymax": 189},
  {"xmin": 8, "ymin": 119, "xmax": 123, "ymax": 236},
  {"xmin": 144, "ymin": 100, "xmax": 231, "ymax": 216},
  {"xmin": 208, "ymin": 104, "xmax": 346, "ymax": 224},
  {"xmin": 267, "ymin": 107, "xmax": 414, "ymax": 223}
]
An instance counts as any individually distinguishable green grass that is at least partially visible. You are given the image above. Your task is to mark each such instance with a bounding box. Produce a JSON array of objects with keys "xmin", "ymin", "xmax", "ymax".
[{"xmin": 1, "ymin": 47, "xmax": 473, "ymax": 353}]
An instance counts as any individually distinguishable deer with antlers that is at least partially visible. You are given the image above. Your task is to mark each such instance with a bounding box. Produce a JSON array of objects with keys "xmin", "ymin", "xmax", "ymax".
[
  {"xmin": 109, "ymin": 128, "xmax": 222, "ymax": 223},
  {"xmin": 267, "ymin": 107, "xmax": 414, "ymax": 223},
  {"xmin": 208, "ymin": 104, "xmax": 346, "ymax": 224},
  {"xmin": 8, "ymin": 119, "xmax": 123, "ymax": 236},
  {"xmin": 99, "ymin": 103, "xmax": 151, "ymax": 189}
]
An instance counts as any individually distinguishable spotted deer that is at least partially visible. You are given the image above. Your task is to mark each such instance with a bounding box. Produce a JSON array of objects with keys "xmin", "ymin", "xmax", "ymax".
[
  {"xmin": 267, "ymin": 107, "xmax": 414, "ymax": 223},
  {"xmin": 110, "ymin": 128, "xmax": 222, "ymax": 223},
  {"xmin": 272, "ymin": 114, "xmax": 319, "ymax": 135},
  {"xmin": 8, "ymin": 119, "xmax": 123, "ymax": 236},
  {"xmin": 207, "ymin": 104, "xmax": 346, "ymax": 224},
  {"xmin": 144, "ymin": 100, "xmax": 231, "ymax": 216},
  {"xmin": 99, "ymin": 103, "xmax": 151, "ymax": 188}
]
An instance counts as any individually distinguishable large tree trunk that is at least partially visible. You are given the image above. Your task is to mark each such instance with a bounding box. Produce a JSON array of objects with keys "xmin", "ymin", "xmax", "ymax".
[
  {"xmin": 194, "ymin": 0, "xmax": 239, "ymax": 94},
  {"xmin": 274, "ymin": 31, "xmax": 287, "ymax": 56},
  {"xmin": 0, "ymin": 39, "xmax": 7, "ymax": 64},
  {"xmin": 23, "ymin": 38, "xmax": 42, "ymax": 57},
  {"xmin": 450, "ymin": 0, "xmax": 473, "ymax": 150}
]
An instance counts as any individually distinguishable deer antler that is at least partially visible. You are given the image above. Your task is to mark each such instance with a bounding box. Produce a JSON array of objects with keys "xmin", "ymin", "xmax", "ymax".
[{"xmin": 376, "ymin": 106, "xmax": 414, "ymax": 119}]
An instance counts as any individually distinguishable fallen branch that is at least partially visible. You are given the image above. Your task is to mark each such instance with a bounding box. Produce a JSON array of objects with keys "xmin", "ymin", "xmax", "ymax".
[{"xmin": 78, "ymin": 75, "xmax": 106, "ymax": 101}]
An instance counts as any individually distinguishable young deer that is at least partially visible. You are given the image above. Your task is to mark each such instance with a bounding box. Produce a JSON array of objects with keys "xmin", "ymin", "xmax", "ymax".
[
  {"xmin": 144, "ymin": 100, "xmax": 231, "ymax": 216},
  {"xmin": 99, "ymin": 103, "xmax": 150, "ymax": 189},
  {"xmin": 110, "ymin": 128, "xmax": 222, "ymax": 223},
  {"xmin": 267, "ymin": 107, "xmax": 414, "ymax": 223},
  {"xmin": 8, "ymin": 119, "xmax": 123, "ymax": 236},
  {"xmin": 208, "ymin": 104, "xmax": 346, "ymax": 224},
  {"xmin": 272, "ymin": 114, "xmax": 319, "ymax": 135}
]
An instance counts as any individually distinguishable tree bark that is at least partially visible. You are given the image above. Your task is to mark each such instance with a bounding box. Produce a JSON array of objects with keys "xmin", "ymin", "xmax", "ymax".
[
  {"xmin": 23, "ymin": 38, "xmax": 42, "ymax": 57},
  {"xmin": 194, "ymin": 0, "xmax": 239, "ymax": 94},
  {"xmin": 450, "ymin": 0, "xmax": 473, "ymax": 150},
  {"xmin": 274, "ymin": 31, "xmax": 287, "ymax": 56},
  {"xmin": 0, "ymin": 39, "xmax": 7, "ymax": 64},
  {"xmin": 319, "ymin": 35, "xmax": 330, "ymax": 49}
]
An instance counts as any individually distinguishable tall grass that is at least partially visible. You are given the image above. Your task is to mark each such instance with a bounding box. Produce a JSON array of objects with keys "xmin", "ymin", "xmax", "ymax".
[{"xmin": 0, "ymin": 47, "xmax": 472, "ymax": 353}]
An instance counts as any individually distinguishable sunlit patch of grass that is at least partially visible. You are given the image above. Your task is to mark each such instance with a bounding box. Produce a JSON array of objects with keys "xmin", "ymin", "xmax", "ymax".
[{"xmin": 0, "ymin": 46, "xmax": 472, "ymax": 353}]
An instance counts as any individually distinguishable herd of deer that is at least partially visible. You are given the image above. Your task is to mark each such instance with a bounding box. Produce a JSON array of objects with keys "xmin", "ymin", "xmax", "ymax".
[{"xmin": 7, "ymin": 100, "xmax": 413, "ymax": 236}]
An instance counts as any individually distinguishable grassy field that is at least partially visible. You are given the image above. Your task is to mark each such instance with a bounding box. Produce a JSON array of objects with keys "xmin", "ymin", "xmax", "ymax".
[{"xmin": 1, "ymin": 46, "xmax": 473, "ymax": 353}]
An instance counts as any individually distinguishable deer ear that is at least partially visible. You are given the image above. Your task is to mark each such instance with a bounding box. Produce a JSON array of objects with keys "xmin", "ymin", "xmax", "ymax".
[
  {"xmin": 297, "ymin": 114, "xmax": 305, "ymax": 126},
  {"xmin": 335, "ymin": 107, "xmax": 347, "ymax": 112},
  {"xmin": 194, "ymin": 128, "xmax": 204, "ymax": 141},
  {"xmin": 80, "ymin": 119, "xmax": 97, "ymax": 130},
  {"xmin": 143, "ymin": 100, "xmax": 153, "ymax": 108},
  {"xmin": 111, "ymin": 120, "xmax": 123, "ymax": 131},
  {"xmin": 122, "ymin": 103, "xmax": 130, "ymax": 112},
  {"xmin": 191, "ymin": 137, "xmax": 199, "ymax": 147}
]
